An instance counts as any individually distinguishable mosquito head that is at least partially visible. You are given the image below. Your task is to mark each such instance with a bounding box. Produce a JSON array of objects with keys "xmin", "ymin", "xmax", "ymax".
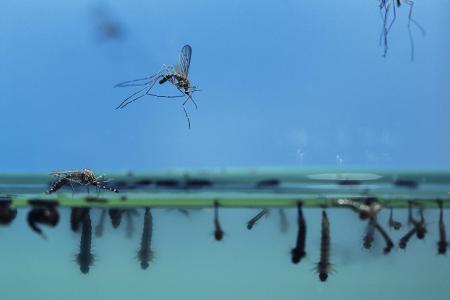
[{"xmin": 319, "ymin": 272, "xmax": 328, "ymax": 282}]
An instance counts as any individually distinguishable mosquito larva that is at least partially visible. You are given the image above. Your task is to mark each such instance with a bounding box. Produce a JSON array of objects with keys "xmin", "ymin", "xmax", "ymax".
[
  {"xmin": 138, "ymin": 208, "xmax": 154, "ymax": 270},
  {"xmin": 246, "ymin": 209, "xmax": 268, "ymax": 230},
  {"xmin": 437, "ymin": 200, "xmax": 448, "ymax": 255},
  {"xmin": 316, "ymin": 210, "xmax": 332, "ymax": 282},
  {"xmin": 108, "ymin": 208, "xmax": 123, "ymax": 229},
  {"xmin": 76, "ymin": 208, "xmax": 94, "ymax": 274},
  {"xmin": 278, "ymin": 208, "xmax": 289, "ymax": 233},
  {"xmin": 70, "ymin": 208, "xmax": 85, "ymax": 233},
  {"xmin": 125, "ymin": 210, "xmax": 136, "ymax": 239},
  {"xmin": 363, "ymin": 217, "xmax": 376, "ymax": 250},
  {"xmin": 213, "ymin": 201, "xmax": 224, "ymax": 241},
  {"xmin": 414, "ymin": 208, "xmax": 426, "ymax": 240},
  {"xmin": 399, "ymin": 227, "xmax": 417, "ymax": 249},
  {"xmin": 388, "ymin": 207, "xmax": 402, "ymax": 230},
  {"xmin": 374, "ymin": 221, "xmax": 394, "ymax": 254},
  {"xmin": 95, "ymin": 209, "xmax": 107, "ymax": 238},
  {"xmin": 291, "ymin": 202, "xmax": 306, "ymax": 264}
]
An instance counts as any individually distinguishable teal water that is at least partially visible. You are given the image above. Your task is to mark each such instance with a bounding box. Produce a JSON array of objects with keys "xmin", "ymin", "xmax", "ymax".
[{"xmin": 1, "ymin": 207, "xmax": 449, "ymax": 299}]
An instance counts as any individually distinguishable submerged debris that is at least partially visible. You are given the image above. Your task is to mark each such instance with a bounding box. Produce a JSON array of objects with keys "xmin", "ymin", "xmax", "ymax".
[
  {"xmin": 246, "ymin": 209, "xmax": 268, "ymax": 230},
  {"xmin": 291, "ymin": 202, "xmax": 307, "ymax": 264},
  {"xmin": 138, "ymin": 208, "xmax": 154, "ymax": 270}
]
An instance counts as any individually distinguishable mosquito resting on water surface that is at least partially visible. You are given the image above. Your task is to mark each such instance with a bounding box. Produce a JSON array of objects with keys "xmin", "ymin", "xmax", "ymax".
[
  {"xmin": 46, "ymin": 169, "xmax": 119, "ymax": 194},
  {"xmin": 115, "ymin": 45, "xmax": 200, "ymax": 128}
]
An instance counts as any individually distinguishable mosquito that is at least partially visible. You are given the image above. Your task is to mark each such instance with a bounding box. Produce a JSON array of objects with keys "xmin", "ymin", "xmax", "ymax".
[
  {"xmin": 115, "ymin": 45, "xmax": 200, "ymax": 128},
  {"xmin": 46, "ymin": 169, "xmax": 119, "ymax": 194}
]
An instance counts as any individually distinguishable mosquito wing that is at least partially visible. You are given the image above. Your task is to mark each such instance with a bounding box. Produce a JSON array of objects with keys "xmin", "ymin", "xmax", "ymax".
[
  {"xmin": 50, "ymin": 171, "xmax": 81, "ymax": 177},
  {"xmin": 174, "ymin": 45, "xmax": 192, "ymax": 77}
]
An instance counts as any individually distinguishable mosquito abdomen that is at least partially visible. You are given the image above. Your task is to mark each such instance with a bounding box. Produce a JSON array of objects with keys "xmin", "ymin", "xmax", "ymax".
[
  {"xmin": 291, "ymin": 202, "xmax": 306, "ymax": 264},
  {"xmin": 77, "ymin": 208, "xmax": 94, "ymax": 274},
  {"xmin": 317, "ymin": 210, "xmax": 331, "ymax": 282},
  {"xmin": 138, "ymin": 208, "xmax": 153, "ymax": 270}
]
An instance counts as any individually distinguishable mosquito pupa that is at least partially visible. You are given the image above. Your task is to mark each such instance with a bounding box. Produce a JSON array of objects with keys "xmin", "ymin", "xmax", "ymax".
[
  {"xmin": 437, "ymin": 200, "xmax": 448, "ymax": 255},
  {"xmin": 388, "ymin": 207, "xmax": 402, "ymax": 230},
  {"xmin": 363, "ymin": 217, "xmax": 376, "ymax": 250},
  {"xmin": 278, "ymin": 208, "xmax": 289, "ymax": 233},
  {"xmin": 138, "ymin": 208, "xmax": 154, "ymax": 270},
  {"xmin": 76, "ymin": 208, "xmax": 94, "ymax": 274},
  {"xmin": 0, "ymin": 198, "xmax": 17, "ymax": 225},
  {"xmin": 246, "ymin": 209, "xmax": 268, "ymax": 230},
  {"xmin": 374, "ymin": 221, "xmax": 394, "ymax": 254},
  {"xmin": 291, "ymin": 202, "xmax": 307, "ymax": 264},
  {"xmin": 27, "ymin": 205, "xmax": 59, "ymax": 238},
  {"xmin": 95, "ymin": 209, "xmax": 107, "ymax": 238},
  {"xmin": 316, "ymin": 210, "xmax": 332, "ymax": 282},
  {"xmin": 108, "ymin": 208, "xmax": 123, "ymax": 229},
  {"xmin": 213, "ymin": 201, "xmax": 224, "ymax": 241}
]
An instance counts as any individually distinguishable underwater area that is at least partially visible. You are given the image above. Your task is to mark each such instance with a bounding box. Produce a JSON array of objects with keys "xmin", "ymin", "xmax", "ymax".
[{"xmin": 1, "ymin": 0, "xmax": 450, "ymax": 299}]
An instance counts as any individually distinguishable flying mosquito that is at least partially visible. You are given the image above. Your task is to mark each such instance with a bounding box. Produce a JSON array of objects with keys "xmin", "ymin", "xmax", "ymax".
[
  {"xmin": 115, "ymin": 44, "xmax": 200, "ymax": 128},
  {"xmin": 46, "ymin": 169, "xmax": 119, "ymax": 194}
]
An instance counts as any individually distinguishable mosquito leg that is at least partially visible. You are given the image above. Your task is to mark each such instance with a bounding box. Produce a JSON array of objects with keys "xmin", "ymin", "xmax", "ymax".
[
  {"xmin": 115, "ymin": 86, "xmax": 151, "ymax": 109},
  {"xmin": 183, "ymin": 106, "xmax": 191, "ymax": 129}
]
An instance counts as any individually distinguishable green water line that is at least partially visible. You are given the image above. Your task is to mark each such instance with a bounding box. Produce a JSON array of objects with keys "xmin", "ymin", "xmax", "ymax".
[{"xmin": 1, "ymin": 169, "xmax": 449, "ymax": 208}]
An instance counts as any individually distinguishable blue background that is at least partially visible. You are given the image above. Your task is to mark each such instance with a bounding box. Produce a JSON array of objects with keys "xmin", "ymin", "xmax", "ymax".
[{"xmin": 0, "ymin": 0, "xmax": 449, "ymax": 172}]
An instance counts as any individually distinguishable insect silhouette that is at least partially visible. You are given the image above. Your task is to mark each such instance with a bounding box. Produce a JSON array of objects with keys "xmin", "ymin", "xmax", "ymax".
[
  {"xmin": 437, "ymin": 200, "xmax": 448, "ymax": 255},
  {"xmin": 213, "ymin": 201, "xmax": 224, "ymax": 241},
  {"xmin": 76, "ymin": 208, "xmax": 94, "ymax": 274},
  {"xmin": 388, "ymin": 207, "xmax": 402, "ymax": 230},
  {"xmin": 138, "ymin": 208, "xmax": 154, "ymax": 270},
  {"xmin": 95, "ymin": 209, "xmax": 107, "ymax": 238},
  {"xmin": 46, "ymin": 169, "xmax": 119, "ymax": 194},
  {"xmin": 246, "ymin": 209, "xmax": 268, "ymax": 230},
  {"xmin": 108, "ymin": 208, "xmax": 123, "ymax": 229},
  {"xmin": 115, "ymin": 45, "xmax": 200, "ymax": 128},
  {"xmin": 278, "ymin": 208, "xmax": 289, "ymax": 233},
  {"xmin": 125, "ymin": 209, "xmax": 138, "ymax": 239},
  {"xmin": 363, "ymin": 217, "xmax": 376, "ymax": 249},
  {"xmin": 0, "ymin": 197, "xmax": 17, "ymax": 225},
  {"xmin": 70, "ymin": 207, "xmax": 86, "ymax": 233},
  {"xmin": 291, "ymin": 202, "xmax": 307, "ymax": 264},
  {"xmin": 374, "ymin": 221, "xmax": 394, "ymax": 254},
  {"xmin": 316, "ymin": 210, "xmax": 332, "ymax": 282},
  {"xmin": 27, "ymin": 204, "xmax": 59, "ymax": 238}
]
